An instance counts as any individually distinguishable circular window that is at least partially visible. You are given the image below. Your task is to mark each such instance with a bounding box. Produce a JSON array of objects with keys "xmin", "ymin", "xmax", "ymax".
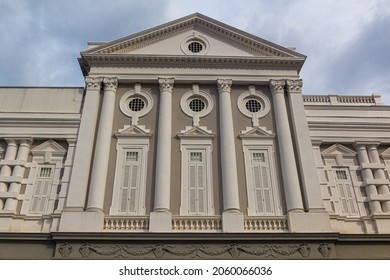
[
  {"xmin": 245, "ymin": 99, "xmax": 262, "ymax": 113},
  {"xmin": 181, "ymin": 88, "xmax": 213, "ymax": 120},
  {"xmin": 128, "ymin": 98, "xmax": 145, "ymax": 112},
  {"xmin": 237, "ymin": 88, "xmax": 271, "ymax": 120},
  {"xmin": 188, "ymin": 41, "xmax": 203, "ymax": 53},
  {"xmin": 181, "ymin": 35, "xmax": 209, "ymax": 55},
  {"xmin": 119, "ymin": 88, "xmax": 153, "ymax": 120},
  {"xmin": 189, "ymin": 98, "xmax": 206, "ymax": 112}
]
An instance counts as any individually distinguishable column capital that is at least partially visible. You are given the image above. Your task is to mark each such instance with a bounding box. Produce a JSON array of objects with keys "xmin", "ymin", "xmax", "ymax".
[
  {"xmin": 17, "ymin": 138, "xmax": 33, "ymax": 147},
  {"xmin": 269, "ymin": 79, "xmax": 286, "ymax": 94},
  {"xmin": 217, "ymin": 79, "xmax": 232, "ymax": 94},
  {"xmin": 85, "ymin": 76, "xmax": 103, "ymax": 90},
  {"xmin": 286, "ymin": 79, "xmax": 303, "ymax": 94},
  {"xmin": 103, "ymin": 77, "xmax": 118, "ymax": 92},
  {"xmin": 158, "ymin": 78, "xmax": 174, "ymax": 93}
]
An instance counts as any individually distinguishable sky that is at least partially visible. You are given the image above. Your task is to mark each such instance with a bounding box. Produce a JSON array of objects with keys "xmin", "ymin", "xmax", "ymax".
[{"xmin": 1, "ymin": 0, "xmax": 390, "ymax": 102}]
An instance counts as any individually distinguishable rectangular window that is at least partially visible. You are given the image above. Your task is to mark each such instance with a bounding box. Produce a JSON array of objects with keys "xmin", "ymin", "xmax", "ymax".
[
  {"xmin": 119, "ymin": 149, "xmax": 142, "ymax": 214},
  {"xmin": 334, "ymin": 168, "xmax": 359, "ymax": 216},
  {"xmin": 188, "ymin": 150, "xmax": 206, "ymax": 215},
  {"xmin": 30, "ymin": 165, "xmax": 55, "ymax": 214}
]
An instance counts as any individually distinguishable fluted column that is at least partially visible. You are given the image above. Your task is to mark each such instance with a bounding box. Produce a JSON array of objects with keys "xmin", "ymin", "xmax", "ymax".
[
  {"xmin": 63, "ymin": 77, "xmax": 103, "ymax": 212},
  {"xmin": 286, "ymin": 79, "xmax": 326, "ymax": 212},
  {"xmin": 367, "ymin": 144, "xmax": 390, "ymax": 212},
  {"xmin": 355, "ymin": 144, "xmax": 382, "ymax": 213},
  {"xmin": 4, "ymin": 138, "xmax": 32, "ymax": 212},
  {"xmin": 270, "ymin": 79, "xmax": 304, "ymax": 213},
  {"xmin": 217, "ymin": 79, "xmax": 241, "ymax": 212},
  {"xmin": 0, "ymin": 139, "xmax": 18, "ymax": 210},
  {"xmin": 86, "ymin": 77, "xmax": 118, "ymax": 212},
  {"xmin": 153, "ymin": 78, "xmax": 174, "ymax": 212}
]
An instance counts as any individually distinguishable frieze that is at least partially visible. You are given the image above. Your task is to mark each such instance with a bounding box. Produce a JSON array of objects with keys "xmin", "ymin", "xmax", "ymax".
[{"xmin": 56, "ymin": 242, "xmax": 335, "ymax": 259}]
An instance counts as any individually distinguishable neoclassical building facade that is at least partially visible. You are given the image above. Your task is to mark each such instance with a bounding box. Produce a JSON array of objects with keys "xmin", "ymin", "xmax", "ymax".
[{"xmin": 0, "ymin": 13, "xmax": 389, "ymax": 259}]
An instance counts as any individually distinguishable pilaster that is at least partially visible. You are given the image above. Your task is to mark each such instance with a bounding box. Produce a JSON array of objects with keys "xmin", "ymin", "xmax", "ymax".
[
  {"xmin": 62, "ymin": 77, "xmax": 103, "ymax": 213},
  {"xmin": 285, "ymin": 79, "xmax": 330, "ymax": 230}
]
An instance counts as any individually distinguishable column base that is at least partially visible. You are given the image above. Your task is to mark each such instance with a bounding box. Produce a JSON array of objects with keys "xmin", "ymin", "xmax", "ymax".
[
  {"xmin": 373, "ymin": 214, "xmax": 390, "ymax": 233},
  {"xmin": 0, "ymin": 216, "xmax": 12, "ymax": 231},
  {"xmin": 287, "ymin": 211, "xmax": 331, "ymax": 232},
  {"xmin": 59, "ymin": 211, "xmax": 104, "ymax": 232},
  {"xmin": 149, "ymin": 211, "xmax": 172, "ymax": 232},
  {"xmin": 222, "ymin": 211, "xmax": 244, "ymax": 232}
]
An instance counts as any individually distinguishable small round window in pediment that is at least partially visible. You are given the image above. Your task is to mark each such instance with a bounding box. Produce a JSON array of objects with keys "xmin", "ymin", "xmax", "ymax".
[
  {"xmin": 245, "ymin": 99, "xmax": 262, "ymax": 113},
  {"xmin": 188, "ymin": 41, "xmax": 203, "ymax": 53},
  {"xmin": 189, "ymin": 98, "xmax": 206, "ymax": 112},
  {"xmin": 128, "ymin": 98, "xmax": 145, "ymax": 112}
]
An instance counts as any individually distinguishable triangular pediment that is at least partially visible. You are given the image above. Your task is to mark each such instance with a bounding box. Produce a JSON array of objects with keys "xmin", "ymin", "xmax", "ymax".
[
  {"xmin": 115, "ymin": 125, "xmax": 151, "ymax": 137},
  {"xmin": 82, "ymin": 13, "xmax": 304, "ymax": 59},
  {"xmin": 31, "ymin": 140, "xmax": 66, "ymax": 153},
  {"xmin": 239, "ymin": 126, "xmax": 274, "ymax": 138},
  {"xmin": 322, "ymin": 144, "xmax": 356, "ymax": 157},
  {"xmin": 381, "ymin": 147, "xmax": 390, "ymax": 159},
  {"xmin": 31, "ymin": 140, "xmax": 66, "ymax": 156},
  {"xmin": 177, "ymin": 126, "xmax": 214, "ymax": 138}
]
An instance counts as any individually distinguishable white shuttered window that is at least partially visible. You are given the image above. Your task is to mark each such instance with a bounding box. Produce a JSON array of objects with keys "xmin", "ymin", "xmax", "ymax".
[
  {"xmin": 250, "ymin": 151, "xmax": 274, "ymax": 215},
  {"xmin": 188, "ymin": 151, "xmax": 207, "ymax": 214},
  {"xmin": 334, "ymin": 168, "xmax": 359, "ymax": 216},
  {"xmin": 119, "ymin": 150, "xmax": 142, "ymax": 214},
  {"xmin": 30, "ymin": 165, "xmax": 55, "ymax": 214}
]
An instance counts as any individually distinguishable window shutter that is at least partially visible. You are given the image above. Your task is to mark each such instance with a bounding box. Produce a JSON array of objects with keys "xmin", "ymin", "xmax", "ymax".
[
  {"xmin": 189, "ymin": 165, "xmax": 197, "ymax": 213},
  {"xmin": 187, "ymin": 151, "xmax": 207, "ymax": 215},
  {"xmin": 30, "ymin": 165, "xmax": 54, "ymax": 214},
  {"xmin": 119, "ymin": 151, "xmax": 142, "ymax": 214},
  {"xmin": 251, "ymin": 151, "xmax": 275, "ymax": 215},
  {"xmin": 334, "ymin": 169, "xmax": 359, "ymax": 216}
]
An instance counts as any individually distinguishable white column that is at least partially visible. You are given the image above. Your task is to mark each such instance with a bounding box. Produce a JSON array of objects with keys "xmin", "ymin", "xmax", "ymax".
[
  {"xmin": 270, "ymin": 80, "xmax": 304, "ymax": 213},
  {"xmin": 286, "ymin": 80, "xmax": 326, "ymax": 212},
  {"xmin": 217, "ymin": 79, "xmax": 240, "ymax": 212},
  {"xmin": 0, "ymin": 139, "xmax": 18, "ymax": 210},
  {"xmin": 86, "ymin": 77, "xmax": 118, "ymax": 212},
  {"xmin": 63, "ymin": 77, "xmax": 103, "ymax": 211},
  {"xmin": 355, "ymin": 144, "xmax": 382, "ymax": 213},
  {"xmin": 217, "ymin": 79, "xmax": 243, "ymax": 232},
  {"xmin": 367, "ymin": 144, "xmax": 390, "ymax": 212},
  {"xmin": 4, "ymin": 138, "xmax": 32, "ymax": 212},
  {"xmin": 149, "ymin": 78, "xmax": 174, "ymax": 232}
]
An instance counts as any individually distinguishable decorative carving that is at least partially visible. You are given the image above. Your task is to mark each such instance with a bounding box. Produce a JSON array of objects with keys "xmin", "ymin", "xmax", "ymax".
[
  {"xmin": 318, "ymin": 243, "xmax": 332, "ymax": 258},
  {"xmin": 269, "ymin": 79, "xmax": 285, "ymax": 94},
  {"xmin": 72, "ymin": 242, "xmax": 313, "ymax": 259},
  {"xmin": 85, "ymin": 77, "xmax": 103, "ymax": 90},
  {"xmin": 217, "ymin": 79, "xmax": 232, "ymax": 93},
  {"xmin": 103, "ymin": 77, "xmax": 118, "ymax": 92},
  {"xmin": 58, "ymin": 243, "xmax": 73, "ymax": 258},
  {"xmin": 158, "ymin": 78, "xmax": 174, "ymax": 93},
  {"xmin": 286, "ymin": 79, "xmax": 303, "ymax": 94}
]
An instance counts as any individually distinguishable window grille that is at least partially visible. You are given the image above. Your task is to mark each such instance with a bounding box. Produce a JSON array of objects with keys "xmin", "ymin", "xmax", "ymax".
[
  {"xmin": 128, "ymin": 98, "xmax": 145, "ymax": 112},
  {"xmin": 189, "ymin": 98, "xmax": 206, "ymax": 112},
  {"xmin": 245, "ymin": 99, "xmax": 262, "ymax": 113},
  {"xmin": 188, "ymin": 41, "xmax": 203, "ymax": 53}
]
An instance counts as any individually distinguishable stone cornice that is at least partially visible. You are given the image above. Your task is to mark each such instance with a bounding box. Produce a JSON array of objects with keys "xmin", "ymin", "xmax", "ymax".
[{"xmin": 81, "ymin": 54, "xmax": 305, "ymax": 72}]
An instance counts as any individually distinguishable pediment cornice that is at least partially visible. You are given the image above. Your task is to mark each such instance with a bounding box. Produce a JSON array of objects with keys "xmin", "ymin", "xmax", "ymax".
[
  {"xmin": 82, "ymin": 13, "xmax": 305, "ymax": 59},
  {"xmin": 81, "ymin": 54, "xmax": 304, "ymax": 71}
]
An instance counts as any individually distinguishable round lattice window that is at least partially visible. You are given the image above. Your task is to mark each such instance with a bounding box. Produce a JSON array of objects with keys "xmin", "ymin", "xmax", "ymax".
[
  {"xmin": 189, "ymin": 98, "xmax": 206, "ymax": 112},
  {"xmin": 245, "ymin": 99, "xmax": 262, "ymax": 113},
  {"xmin": 188, "ymin": 41, "xmax": 203, "ymax": 53},
  {"xmin": 237, "ymin": 88, "xmax": 270, "ymax": 120},
  {"xmin": 120, "ymin": 87, "xmax": 153, "ymax": 120},
  {"xmin": 128, "ymin": 98, "xmax": 145, "ymax": 112}
]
